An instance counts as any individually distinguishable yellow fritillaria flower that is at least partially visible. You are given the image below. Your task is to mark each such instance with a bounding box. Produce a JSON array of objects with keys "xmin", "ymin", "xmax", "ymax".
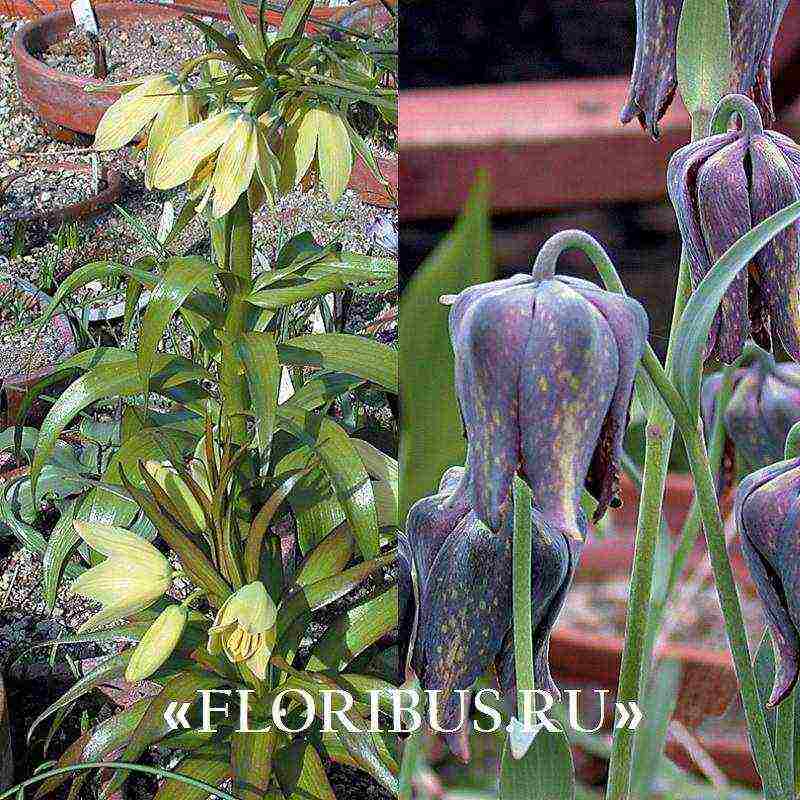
[
  {"xmin": 207, "ymin": 581, "xmax": 277, "ymax": 679},
  {"xmin": 93, "ymin": 75, "xmax": 198, "ymax": 189},
  {"xmin": 153, "ymin": 110, "xmax": 277, "ymax": 219},
  {"xmin": 71, "ymin": 521, "xmax": 173, "ymax": 633},
  {"xmin": 126, "ymin": 604, "xmax": 188, "ymax": 682}
]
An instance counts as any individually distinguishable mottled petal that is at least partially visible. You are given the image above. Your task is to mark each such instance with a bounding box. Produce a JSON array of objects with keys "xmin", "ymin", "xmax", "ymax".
[
  {"xmin": 518, "ymin": 280, "xmax": 618, "ymax": 541},
  {"xmin": 753, "ymin": 0, "xmax": 790, "ymax": 125},
  {"xmin": 450, "ymin": 278, "xmax": 537, "ymax": 530},
  {"xmin": 759, "ymin": 365, "xmax": 800, "ymax": 456},
  {"xmin": 414, "ymin": 512, "xmax": 513, "ymax": 731},
  {"xmin": 620, "ymin": 0, "xmax": 681, "ymax": 138},
  {"xmin": 729, "ymin": 0, "xmax": 774, "ymax": 99},
  {"xmin": 725, "ymin": 371, "xmax": 781, "ymax": 468},
  {"xmin": 667, "ymin": 134, "xmax": 735, "ymax": 358},
  {"xmin": 737, "ymin": 460, "xmax": 800, "ymax": 705},
  {"xmin": 749, "ymin": 134, "xmax": 800, "ymax": 361},
  {"xmin": 697, "ymin": 138, "xmax": 752, "ymax": 362},
  {"xmin": 557, "ymin": 277, "xmax": 649, "ymax": 518}
]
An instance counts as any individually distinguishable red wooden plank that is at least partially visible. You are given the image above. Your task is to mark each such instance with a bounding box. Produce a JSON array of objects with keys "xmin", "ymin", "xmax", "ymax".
[{"xmin": 399, "ymin": 77, "xmax": 690, "ymax": 220}]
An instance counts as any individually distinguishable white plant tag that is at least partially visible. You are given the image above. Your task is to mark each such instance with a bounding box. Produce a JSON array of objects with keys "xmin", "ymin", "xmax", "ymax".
[
  {"xmin": 71, "ymin": 0, "xmax": 99, "ymax": 35},
  {"xmin": 89, "ymin": 153, "xmax": 100, "ymax": 195}
]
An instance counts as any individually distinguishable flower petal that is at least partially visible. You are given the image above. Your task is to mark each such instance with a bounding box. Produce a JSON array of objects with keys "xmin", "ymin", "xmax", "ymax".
[{"xmin": 212, "ymin": 114, "xmax": 258, "ymax": 218}]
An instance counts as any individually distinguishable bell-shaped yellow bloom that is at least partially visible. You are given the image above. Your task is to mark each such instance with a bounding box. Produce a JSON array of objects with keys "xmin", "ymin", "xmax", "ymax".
[
  {"xmin": 126, "ymin": 604, "xmax": 188, "ymax": 682},
  {"xmin": 153, "ymin": 111, "xmax": 275, "ymax": 219},
  {"xmin": 207, "ymin": 581, "xmax": 277, "ymax": 679},
  {"xmin": 94, "ymin": 75, "xmax": 197, "ymax": 188},
  {"xmin": 71, "ymin": 521, "xmax": 173, "ymax": 633}
]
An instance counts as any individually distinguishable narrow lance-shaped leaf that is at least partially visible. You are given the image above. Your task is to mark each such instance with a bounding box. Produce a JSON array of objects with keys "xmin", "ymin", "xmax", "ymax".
[
  {"xmin": 238, "ymin": 332, "xmax": 281, "ymax": 467},
  {"xmin": 673, "ymin": 198, "xmax": 800, "ymax": 418}
]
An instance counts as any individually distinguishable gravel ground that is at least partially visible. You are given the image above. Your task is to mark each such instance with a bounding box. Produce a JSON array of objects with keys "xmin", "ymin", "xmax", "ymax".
[{"xmin": 39, "ymin": 16, "xmax": 231, "ymax": 81}]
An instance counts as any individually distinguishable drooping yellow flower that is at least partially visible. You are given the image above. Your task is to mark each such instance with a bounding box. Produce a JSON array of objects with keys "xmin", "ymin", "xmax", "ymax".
[
  {"xmin": 126, "ymin": 604, "xmax": 188, "ymax": 682},
  {"xmin": 207, "ymin": 581, "xmax": 277, "ymax": 679},
  {"xmin": 153, "ymin": 111, "xmax": 277, "ymax": 218},
  {"xmin": 93, "ymin": 74, "xmax": 198, "ymax": 189},
  {"xmin": 71, "ymin": 521, "xmax": 173, "ymax": 633}
]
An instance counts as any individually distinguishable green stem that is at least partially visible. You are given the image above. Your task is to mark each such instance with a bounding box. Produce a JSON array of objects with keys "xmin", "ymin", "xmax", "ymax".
[
  {"xmin": 512, "ymin": 480, "xmax": 535, "ymax": 703},
  {"xmin": 680, "ymin": 422, "xmax": 784, "ymax": 799},
  {"xmin": 777, "ymin": 689, "xmax": 795, "ymax": 797},
  {"xmin": 398, "ymin": 731, "xmax": 422, "ymax": 800},
  {"xmin": 0, "ymin": 762, "xmax": 240, "ymax": 800},
  {"xmin": 604, "ymin": 250, "xmax": 692, "ymax": 800},
  {"xmin": 218, "ymin": 194, "xmax": 253, "ymax": 445}
]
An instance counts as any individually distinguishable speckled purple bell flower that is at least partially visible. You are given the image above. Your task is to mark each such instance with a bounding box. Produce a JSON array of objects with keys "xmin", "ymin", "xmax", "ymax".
[
  {"xmin": 703, "ymin": 357, "xmax": 800, "ymax": 470},
  {"xmin": 448, "ymin": 272, "xmax": 648, "ymax": 540},
  {"xmin": 736, "ymin": 457, "xmax": 800, "ymax": 706},
  {"xmin": 397, "ymin": 467, "xmax": 583, "ymax": 761},
  {"xmin": 622, "ymin": 0, "xmax": 788, "ymax": 139},
  {"xmin": 668, "ymin": 94, "xmax": 800, "ymax": 364}
]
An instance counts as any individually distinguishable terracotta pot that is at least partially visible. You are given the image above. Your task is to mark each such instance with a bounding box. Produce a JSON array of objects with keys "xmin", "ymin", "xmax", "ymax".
[
  {"xmin": 13, "ymin": 3, "xmax": 397, "ymax": 207},
  {"xmin": 2, "ymin": 0, "xmax": 338, "ymax": 22},
  {"xmin": 2, "ymin": 159, "xmax": 122, "ymax": 229},
  {"xmin": 0, "ymin": 276, "xmax": 77, "ymax": 432}
]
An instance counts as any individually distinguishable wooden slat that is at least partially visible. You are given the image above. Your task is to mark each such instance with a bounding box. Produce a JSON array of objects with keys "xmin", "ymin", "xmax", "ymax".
[{"xmin": 401, "ymin": 1, "xmax": 800, "ymax": 220}]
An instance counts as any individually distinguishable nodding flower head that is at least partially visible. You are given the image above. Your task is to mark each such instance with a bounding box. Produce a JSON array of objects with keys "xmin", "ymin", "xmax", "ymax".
[
  {"xmin": 703, "ymin": 356, "xmax": 800, "ymax": 470},
  {"xmin": 398, "ymin": 468, "xmax": 583, "ymax": 761},
  {"xmin": 449, "ymin": 271, "xmax": 648, "ymax": 540},
  {"xmin": 668, "ymin": 94, "xmax": 800, "ymax": 364},
  {"xmin": 621, "ymin": 0, "xmax": 789, "ymax": 138},
  {"xmin": 736, "ymin": 458, "xmax": 800, "ymax": 706}
]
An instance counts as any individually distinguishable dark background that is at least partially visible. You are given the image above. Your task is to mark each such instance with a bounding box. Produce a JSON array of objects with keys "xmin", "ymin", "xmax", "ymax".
[{"xmin": 399, "ymin": 1, "xmax": 683, "ymax": 357}]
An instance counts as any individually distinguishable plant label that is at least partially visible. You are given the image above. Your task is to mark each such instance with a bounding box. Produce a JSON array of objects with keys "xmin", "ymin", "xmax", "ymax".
[{"xmin": 71, "ymin": 0, "xmax": 99, "ymax": 35}]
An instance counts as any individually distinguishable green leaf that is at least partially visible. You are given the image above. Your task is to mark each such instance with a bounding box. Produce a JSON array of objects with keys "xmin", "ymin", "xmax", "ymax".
[
  {"xmin": 399, "ymin": 173, "xmax": 493, "ymax": 522},
  {"xmin": 274, "ymin": 743, "xmax": 336, "ymax": 800},
  {"xmin": 630, "ymin": 660, "xmax": 681, "ymax": 799},
  {"xmin": 238, "ymin": 332, "xmax": 281, "ymax": 467},
  {"xmin": 275, "ymin": 553, "xmax": 393, "ymax": 645},
  {"xmin": 153, "ymin": 751, "xmax": 230, "ymax": 800},
  {"xmin": 105, "ymin": 671, "xmax": 228, "ymax": 798},
  {"xmin": 306, "ymin": 587, "xmax": 397, "ymax": 670},
  {"xmin": 246, "ymin": 275, "xmax": 345, "ymax": 309},
  {"xmin": 280, "ymin": 334, "xmax": 397, "ymax": 394},
  {"xmin": 276, "ymin": 0, "xmax": 314, "ymax": 41},
  {"xmin": 676, "ymin": 0, "xmax": 732, "ymax": 121},
  {"xmin": 226, "ymin": 0, "xmax": 265, "ymax": 62},
  {"xmin": 231, "ymin": 729, "xmax": 277, "ymax": 800},
  {"xmin": 286, "ymin": 373, "xmax": 364, "ymax": 411},
  {"xmin": 293, "ymin": 524, "xmax": 354, "ymax": 586},
  {"xmin": 673, "ymin": 198, "xmax": 800, "ymax": 417},
  {"xmin": 29, "ymin": 351, "xmax": 208, "ymax": 497},
  {"xmin": 138, "ymin": 257, "xmax": 216, "ymax": 396},
  {"xmin": 42, "ymin": 498, "xmax": 79, "ymax": 611},
  {"xmin": 499, "ymin": 727, "xmax": 575, "ymax": 800}
]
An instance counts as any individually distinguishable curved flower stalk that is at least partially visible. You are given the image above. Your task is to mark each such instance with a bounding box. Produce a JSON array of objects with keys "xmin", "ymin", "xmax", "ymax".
[
  {"xmin": 208, "ymin": 581, "xmax": 278, "ymax": 680},
  {"xmin": 70, "ymin": 521, "xmax": 174, "ymax": 633},
  {"xmin": 622, "ymin": 0, "xmax": 789, "ymax": 138},
  {"xmin": 736, "ymin": 458, "xmax": 800, "ymax": 706},
  {"xmin": 398, "ymin": 467, "xmax": 583, "ymax": 760},
  {"xmin": 449, "ymin": 271, "xmax": 648, "ymax": 539},
  {"xmin": 703, "ymin": 354, "xmax": 800, "ymax": 470},
  {"xmin": 668, "ymin": 94, "xmax": 800, "ymax": 363}
]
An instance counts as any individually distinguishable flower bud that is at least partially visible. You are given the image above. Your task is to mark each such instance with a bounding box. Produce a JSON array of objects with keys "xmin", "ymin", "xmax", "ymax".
[
  {"xmin": 735, "ymin": 458, "xmax": 800, "ymax": 706},
  {"xmin": 703, "ymin": 357, "xmax": 800, "ymax": 469},
  {"xmin": 125, "ymin": 604, "xmax": 188, "ymax": 682},
  {"xmin": 208, "ymin": 581, "xmax": 277, "ymax": 679},
  {"xmin": 622, "ymin": 0, "xmax": 788, "ymax": 138},
  {"xmin": 449, "ymin": 273, "xmax": 648, "ymax": 539},
  {"xmin": 143, "ymin": 460, "xmax": 207, "ymax": 531},
  {"xmin": 398, "ymin": 468, "xmax": 583, "ymax": 759},
  {"xmin": 71, "ymin": 521, "xmax": 173, "ymax": 633},
  {"xmin": 668, "ymin": 95, "xmax": 800, "ymax": 364}
]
